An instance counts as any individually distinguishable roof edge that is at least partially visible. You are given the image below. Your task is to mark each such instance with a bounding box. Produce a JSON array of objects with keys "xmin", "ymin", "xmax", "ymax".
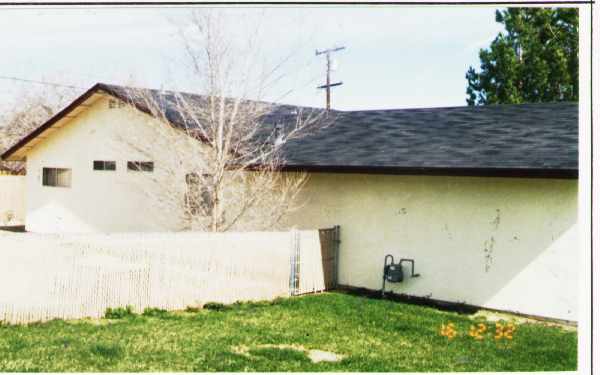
[
  {"xmin": 341, "ymin": 101, "xmax": 578, "ymax": 113},
  {"xmin": 0, "ymin": 82, "xmax": 165, "ymax": 161},
  {"xmin": 279, "ymin": 165, "xmax": 578, "ymax": 179},
  {"xmin": 1, "ymin": 83, "xmax": 105, "ymax": 161}
]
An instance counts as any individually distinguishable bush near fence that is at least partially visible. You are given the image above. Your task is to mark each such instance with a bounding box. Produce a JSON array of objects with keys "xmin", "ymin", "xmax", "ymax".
[{"xmin": 0, "ymin": 230, "xmax": 326, "ymax": 324}]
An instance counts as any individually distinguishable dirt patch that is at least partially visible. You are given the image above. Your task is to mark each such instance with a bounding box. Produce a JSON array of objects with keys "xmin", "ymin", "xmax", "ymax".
[
  {"xmin": 232, "ymin": 344, "xmax": 345, "ymax": 363},
  {"xmin": 307, "ymin": 349, "xmax": 345, "ymax": 363}
]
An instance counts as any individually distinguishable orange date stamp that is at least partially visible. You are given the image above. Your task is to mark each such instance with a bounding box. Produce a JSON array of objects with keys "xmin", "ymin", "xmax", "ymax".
[{"xmin": 440, "ymin": 322, "xmax": 516, "ymax": 341}]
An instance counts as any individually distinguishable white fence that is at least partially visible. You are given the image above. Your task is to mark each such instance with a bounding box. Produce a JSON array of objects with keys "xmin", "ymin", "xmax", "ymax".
[
  {"xmin": 0, "ymin": 230, "xmax": 326, "ymax": 324},
  {"xmin": 0, "ymin": 176, "xmax": 25, "ymax": 226}
]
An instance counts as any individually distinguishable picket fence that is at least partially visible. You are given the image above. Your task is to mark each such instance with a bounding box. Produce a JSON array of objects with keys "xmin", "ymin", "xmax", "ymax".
[
  {"xmin": 0, "ymin": 176, "xmax": 25, "ymax": 226},
  {"xmin": 0, "ymin": 230, "xmax": 326, "ymax": 324}
]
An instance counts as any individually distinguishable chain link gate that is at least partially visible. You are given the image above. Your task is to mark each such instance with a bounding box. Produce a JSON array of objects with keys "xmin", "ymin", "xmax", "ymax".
[
  {"xmin": 318, "ymin": 225, "xmax": 341, "ymax": 290},
  {"xmin": 289, "ymin": 226, "xmax": 340, "ymax": 296}
]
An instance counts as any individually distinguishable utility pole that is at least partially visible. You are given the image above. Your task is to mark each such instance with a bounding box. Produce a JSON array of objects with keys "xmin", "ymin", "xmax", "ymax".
[{"xmin": 316, "ymin": 46, "xmax": 345, "ymax": 110}]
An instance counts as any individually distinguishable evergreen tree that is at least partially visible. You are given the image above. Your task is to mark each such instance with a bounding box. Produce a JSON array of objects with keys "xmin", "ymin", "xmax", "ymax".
[{"xmin": 466, "ymin": 8, "xmax": 578, "ymax": 105}]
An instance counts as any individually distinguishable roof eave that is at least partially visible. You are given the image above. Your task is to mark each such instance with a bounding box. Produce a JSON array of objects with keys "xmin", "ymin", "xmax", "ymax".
[
  {"xmin": 0, "ymin": 82, "xmax": 209, "ymax": 162},
  {"xmin": 1, "ymin": 83, "xmax": 106, "ymax": 161},
  {"xmin": 279, "ymin": 164, "xmax": 578, "ymax": 179}
]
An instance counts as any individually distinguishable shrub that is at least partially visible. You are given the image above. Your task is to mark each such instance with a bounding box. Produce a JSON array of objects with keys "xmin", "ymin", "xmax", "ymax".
[
  {"xmin": 104, "ymin": 305, "xmax": 135, "ymax": 319},
  {"xmin": 203, "ymin": 302, "xmax": 230, "ymax": 311},
  {"xmin": 142, "ymin": 307, "xmax": 169, "ymax": 318}
]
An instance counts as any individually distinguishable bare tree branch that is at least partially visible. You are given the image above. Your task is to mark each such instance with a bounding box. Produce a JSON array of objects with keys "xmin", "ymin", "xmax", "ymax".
[{"xmin": 114, "ymin": 10, "xmax": 335, "ymax": 232}]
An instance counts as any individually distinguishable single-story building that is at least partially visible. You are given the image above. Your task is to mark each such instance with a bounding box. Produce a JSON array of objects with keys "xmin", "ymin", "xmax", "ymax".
[{"xmin": 1, "ymin": 83, "xmax": 578, "ymax": 321}]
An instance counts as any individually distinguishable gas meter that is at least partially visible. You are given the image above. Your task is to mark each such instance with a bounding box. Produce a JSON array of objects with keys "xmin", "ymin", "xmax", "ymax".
[{"xmin": 382, "ymin": 254, "xmax": 420, "ymax": 297}]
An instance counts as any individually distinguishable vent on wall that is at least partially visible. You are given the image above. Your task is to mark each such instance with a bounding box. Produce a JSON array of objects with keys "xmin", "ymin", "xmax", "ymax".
[
  {"xmin": 93, "ymin": 161, "xmax": 116, "ymax": 171},
  {"xmin": 108, "ymin": 99, "xmax": 126, "ymax": 109}
]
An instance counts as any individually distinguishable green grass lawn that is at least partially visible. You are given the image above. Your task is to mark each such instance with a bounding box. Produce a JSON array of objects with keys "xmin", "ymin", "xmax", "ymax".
[{"xmin": 0, "ymin": 292, "xmax": 577, "ymax": 372}]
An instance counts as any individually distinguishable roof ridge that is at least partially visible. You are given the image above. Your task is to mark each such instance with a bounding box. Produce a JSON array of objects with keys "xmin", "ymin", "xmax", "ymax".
[
  {"xmin": 341, "ymin": 101, "xmax": 578, "ymax": 113},
  {"xmin": 96, "ymin": 82, "xmax": 323, "ymax": 111},
  {"xmin": 97, "ymin": 82, "xmax": 576, "ymax": 113}
]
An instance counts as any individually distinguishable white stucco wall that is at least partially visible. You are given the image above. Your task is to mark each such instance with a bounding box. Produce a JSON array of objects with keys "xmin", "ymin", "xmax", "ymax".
[
  {"xmin": 25, "ymin": 95, "xmax": 198, "ymax": 233},
  {"xmin": 285, "ymin": 173, "xmax": 578, "ymax": 321}
]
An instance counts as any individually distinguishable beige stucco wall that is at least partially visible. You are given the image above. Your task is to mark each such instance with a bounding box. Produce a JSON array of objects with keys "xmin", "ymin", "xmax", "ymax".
[
  {"xmin": 25, "ymin": 95, "xmax": 199, "ymax": 233},
  {"xmin": 285, "ymin": 173, "xmax": 578, "ymax": 321}
]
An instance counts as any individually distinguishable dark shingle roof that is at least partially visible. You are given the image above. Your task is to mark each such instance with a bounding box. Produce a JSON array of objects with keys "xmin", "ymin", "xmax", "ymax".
[
  {"xmin": 2, "ymin": 83, "xmax": 578, "ymax": 178},
  {"xmin": 95, "ymin": 84, "xmax": 580, "ymax": 176},
  {"xmin": 279, "ymin": 103, "xmax": 578, "ymax": 176},
  {"xmin": 100, "ymin": 83, "xmax": 308, "ymax": 132}
]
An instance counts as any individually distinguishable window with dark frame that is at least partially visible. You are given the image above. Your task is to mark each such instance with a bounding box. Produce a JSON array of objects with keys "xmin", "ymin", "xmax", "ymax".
[
  {"xmin": 184, "ymin": 173, "xmax": 214, "ymax": 216},
  {"xmin": 185, "ymin": 173, "xmax": 202, "ymax": 216},
  {"xmin": 42, "ymin": 168, "xmax": 71, "ymax": 187},
  {"xmin": 127, "ymin": 161, "xmax": 154, "ymax": 172},
  {"xmin": 93, "ymin": 161, "xmax": 116, "ymax": 171}
]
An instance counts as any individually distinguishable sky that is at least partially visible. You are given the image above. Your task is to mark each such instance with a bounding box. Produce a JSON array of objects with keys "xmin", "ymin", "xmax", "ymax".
[{"xmin": 0, "ymin": 6, "xmax": 505, "ymax": 113}]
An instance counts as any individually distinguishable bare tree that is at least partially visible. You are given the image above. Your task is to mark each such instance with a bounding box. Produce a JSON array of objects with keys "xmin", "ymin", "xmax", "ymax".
[
  {"xmin": 115, "ymin": 10, "xmax": 333, "ymax": 232},
  {"xmin": 0, "ymin": 87, "xmax": 74, "ymax": 174}
]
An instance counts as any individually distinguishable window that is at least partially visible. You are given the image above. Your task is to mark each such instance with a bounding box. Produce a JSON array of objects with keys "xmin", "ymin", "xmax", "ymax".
[
  {"xmin": 42, "ymin": 168, "xmax": 71, "ymax": 187},
  {"xmin": 185, "ymin": 173, "xmax": 214, "ymax": 216},
  {"xmin": 185, "ymin": 173, "xmax": 201, "ymax": 215},
  {"xmin": 127, "ymin": 161, "xmax": 154, "ymax": 172},
  {"xmin": 93, "ymin": 161, "xmax": 116, "ymax": 171}
]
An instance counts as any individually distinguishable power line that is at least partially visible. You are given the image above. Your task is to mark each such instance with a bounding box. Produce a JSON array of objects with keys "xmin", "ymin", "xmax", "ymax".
[{"xmin": 0, "ymin": 75, "xmax": 84, "ymax": 89}]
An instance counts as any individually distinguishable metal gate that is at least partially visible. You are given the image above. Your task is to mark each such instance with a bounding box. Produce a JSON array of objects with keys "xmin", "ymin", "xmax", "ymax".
[{"xmin": 318, "ymin": 225, "xmax": 341, "ymax": 290}]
